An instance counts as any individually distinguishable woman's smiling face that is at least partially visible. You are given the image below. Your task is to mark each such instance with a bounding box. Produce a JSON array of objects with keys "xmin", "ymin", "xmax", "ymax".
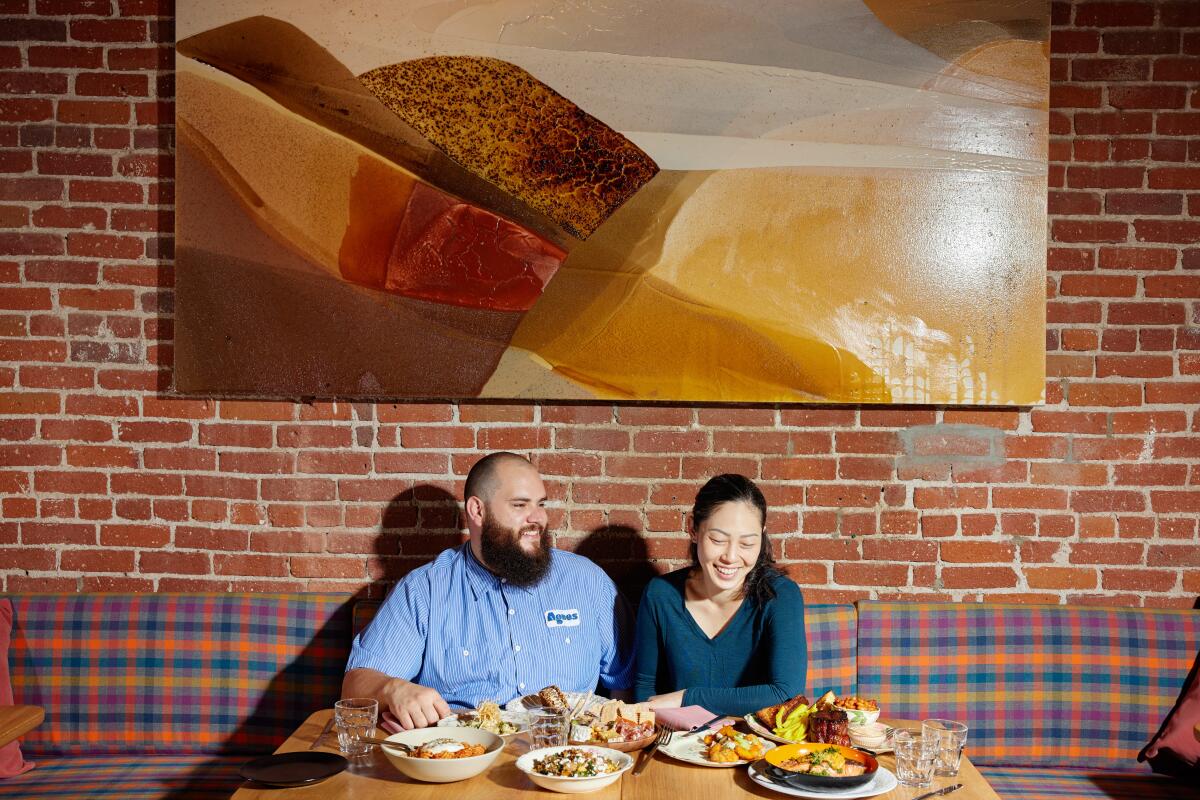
[{"xmin": 692, "ymin": 500, "xmax": 764, "ymax": 596}]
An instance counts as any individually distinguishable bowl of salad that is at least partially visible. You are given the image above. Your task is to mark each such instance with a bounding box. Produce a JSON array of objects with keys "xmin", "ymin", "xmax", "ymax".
[{"xmin": 515, "ymin": 745, "xmax": 634, "ymax": 794}]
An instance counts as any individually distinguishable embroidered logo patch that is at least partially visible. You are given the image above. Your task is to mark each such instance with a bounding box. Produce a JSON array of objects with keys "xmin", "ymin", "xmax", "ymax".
[{"xmin": 545, "ymin": 609, "xmax": 581, "ymax": 627}]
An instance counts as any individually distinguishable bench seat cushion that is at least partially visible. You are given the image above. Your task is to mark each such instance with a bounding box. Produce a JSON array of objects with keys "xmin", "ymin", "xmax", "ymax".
[
  {"xmin": 979, "ymin": 766, "xmax": 1195, "ymax": 800},
  {"xmin": 0, "ymin": 755, "xmax": 244, "ymax": 799}
]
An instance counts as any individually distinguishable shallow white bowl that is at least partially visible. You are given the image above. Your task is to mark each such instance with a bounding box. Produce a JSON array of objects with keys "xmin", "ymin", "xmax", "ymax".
[
  {"xmin": 515, "ymin": 745, "xmax": 634, "ymax": 794},
  {"xmin": 381, "ymin": 726, "xmax": 504, "ymax": 783},
  {"xmin": 835, "ymin": 705, "xmax": 881, "ymax": 726}
]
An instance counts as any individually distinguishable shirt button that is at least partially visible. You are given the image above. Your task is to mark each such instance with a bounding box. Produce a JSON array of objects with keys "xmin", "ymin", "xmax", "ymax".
[
  {"xmin": 514, "ymin": 645, "xmax": 521, "ymax": 653},
  {"xmin": 519, "ymin": 682, "xmax": 525, "ymax": 690},
  {"xmin": 508, "ymin": 608, "xmax": 515, "ymax": 616},
  {"xmin": 564, "ymin": 637, "xmax": 571, "ymax": 644},
  {"xmin": 463, "ymin": 649, "xmax": 470, "ymax": 657}
]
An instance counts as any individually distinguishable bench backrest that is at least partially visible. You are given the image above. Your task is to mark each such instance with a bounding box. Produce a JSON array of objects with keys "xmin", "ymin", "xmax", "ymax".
[
  {"xmin": 353, "ymin": 599, "xmax": 859, "ymax": 698},
  {"xmin": 856, "ymin": 601, "xmax": 1200, "ymax": 770},
  {"xmin": 5, "ymin": 593, "xmax": 353, "ymax": 756}
]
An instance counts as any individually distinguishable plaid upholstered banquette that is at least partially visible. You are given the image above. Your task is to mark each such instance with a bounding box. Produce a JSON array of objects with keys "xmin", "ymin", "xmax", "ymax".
[{"xmin": 1, "ymin": 594, "xmax": 354, "ymax": 799}]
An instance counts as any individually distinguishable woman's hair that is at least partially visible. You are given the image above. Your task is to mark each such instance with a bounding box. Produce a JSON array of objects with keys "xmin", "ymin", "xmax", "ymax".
[{"xmin": 689, "ymin": 473, "xmax": 783, "ymax": 609}]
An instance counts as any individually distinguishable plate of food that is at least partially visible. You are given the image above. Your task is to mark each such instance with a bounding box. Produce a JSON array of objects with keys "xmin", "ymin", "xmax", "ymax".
[
  {"xmin": 506, "ymin": 685, "xmax": 591, "ymax": 714},
  {"xmin": 659, "ymin": 725, "xmax": 774, "ymax": 767},
  {"xmin": 437, "ymin": 700, "xmax": 528, "ymax": 738},
  {"xmin": 568, "ymin": 699, "xmax": 657, "ymax": 751},
  {"xmin": 746, "ymin": 691, "xmax": 885, "ymax": 750},
  {"xmin": 515, "ymin": 745, "xmax": 634, "ymax": 794}
]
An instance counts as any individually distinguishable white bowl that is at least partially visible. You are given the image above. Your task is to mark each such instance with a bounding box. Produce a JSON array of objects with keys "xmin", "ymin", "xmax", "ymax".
[
  {"xmin": 381, "ymin": 726, "xmax": 504, "ymax": 783},
  {"xmin": 834, "ymin": 705, "xmax": 880, "ymax": 726},
  {"xmin": 515, "ymin": 745, "xmax": 634, "ymax": 794}
]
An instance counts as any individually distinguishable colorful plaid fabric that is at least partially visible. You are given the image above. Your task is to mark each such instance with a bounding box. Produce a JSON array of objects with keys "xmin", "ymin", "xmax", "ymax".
[
  {"xmin": 4, "ymin": 594, "xmax": 354, "ymax": 757},
  {"xmin": 978, "ymin": 766, "xmax": 1196, "ymax": 800},
  {"xmin": 857, "ymin": 602, "xmax": 1200, "ymax": 770},
  {"xmin": 0, "ymin": 755, "xmax": 244, "ymax": 799},
  {"xmin": 802, "ymin": 604, "xmax": 858, "ymax": 698},
  {"xmin": 355, "ymin": 599, "xmax": 857, "ymax": 698}
]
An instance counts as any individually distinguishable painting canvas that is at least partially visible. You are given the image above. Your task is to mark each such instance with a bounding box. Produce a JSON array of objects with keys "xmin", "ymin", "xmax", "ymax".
[{"xmin": 175, "ymin": 1, "xmax": 1049, "ymax": 404}]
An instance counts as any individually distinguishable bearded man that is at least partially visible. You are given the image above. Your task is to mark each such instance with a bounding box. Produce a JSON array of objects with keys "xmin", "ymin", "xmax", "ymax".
[{"xmin": 343, "ymin": 452, "xmax": 634, "ymax": 729}]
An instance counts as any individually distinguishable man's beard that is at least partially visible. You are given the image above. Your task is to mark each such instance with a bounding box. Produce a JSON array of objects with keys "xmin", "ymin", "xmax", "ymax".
[{"xmin": 479, "ymin": 516, "xmax": 552, "ymax": 587}]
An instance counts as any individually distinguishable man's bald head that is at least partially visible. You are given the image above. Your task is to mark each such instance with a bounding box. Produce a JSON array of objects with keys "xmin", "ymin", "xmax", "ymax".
[{"xmin": 464, "ymin": 451, "xmax": 536, "ymax": 505}]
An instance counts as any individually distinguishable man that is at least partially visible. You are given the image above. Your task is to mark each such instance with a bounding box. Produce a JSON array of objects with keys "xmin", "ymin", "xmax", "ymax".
[{"xmin": 343, "ymin": 451, "xmax": 634, "ymax": 729}]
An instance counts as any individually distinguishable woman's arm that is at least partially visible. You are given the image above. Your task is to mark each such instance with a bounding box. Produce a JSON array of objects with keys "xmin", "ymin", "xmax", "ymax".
[
  {"xmin": 632, "ymin": 584, "xmax": 665, "ymax": 703},
  {"xmin": 683, "ymin": 582, "xmax": 807, "ymax": 717}
]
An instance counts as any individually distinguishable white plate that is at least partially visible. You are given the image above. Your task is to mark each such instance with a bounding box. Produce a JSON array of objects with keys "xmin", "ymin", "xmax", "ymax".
[
  {"xmin": 743, "ymin": 713, "xmax": 803, "ymax": 745},
  {"xmin": 658, "ymin": 731, "xmax": 776, "ymax": 767},
  {"xmin": 437, "ymin": 709, "xmax": 529, "ymax": 737},
  {"xmin": 506, "ymin": 691, "xmax": 595, "ymax": 713},
  {"xmin": 742, "ymin": 715, "xmax": 894, "ymax": 754},
  {"xmin": 747, "ymin": 762, "xmax": 899, "ymax": 799}
]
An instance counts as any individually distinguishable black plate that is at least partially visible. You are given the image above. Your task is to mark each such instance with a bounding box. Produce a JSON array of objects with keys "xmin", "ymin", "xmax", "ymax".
[{"xmin": 239, "ymin": 751, "xmax": 348, "ymax": 788}]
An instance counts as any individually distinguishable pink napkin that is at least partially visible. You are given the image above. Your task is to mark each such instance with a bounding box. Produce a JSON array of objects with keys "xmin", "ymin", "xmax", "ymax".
[
  {"xmin": 654, "ymin": 705, "xmax": 724, "ymax": 732},
  {"xmin": 380, "ymin": 710, "xmax": 403, "ymax": 734}
]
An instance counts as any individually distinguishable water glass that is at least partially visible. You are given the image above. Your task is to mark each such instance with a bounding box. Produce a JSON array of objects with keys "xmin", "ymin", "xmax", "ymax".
[
  {"xmin": 334, "ymin": 698, "xmax": 379, "ymax": 757},
  {"xmin": 528, "ymin": 706, "xmax": 568, "ymax": 749},
  {"xmin": 893, "ymin": 731, "xmax": 936, "ymax": 788},
  {"xmin": 923, "ymin": 719, "xmax": 968, "ymax": 777}
]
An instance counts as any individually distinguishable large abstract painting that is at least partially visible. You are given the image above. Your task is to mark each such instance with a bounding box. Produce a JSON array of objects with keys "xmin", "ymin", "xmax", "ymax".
[{"xmin": 175, "ymin": 1, "xmax": 1049, "ymax": 404}]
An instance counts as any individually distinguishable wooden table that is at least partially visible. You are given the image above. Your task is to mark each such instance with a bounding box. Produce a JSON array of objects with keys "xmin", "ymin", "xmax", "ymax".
[
  {"xmin": 0, "ymin": 705, "xmax": 43, "ymax": 748},
  {"xmin": 231, "ymin": 711, "xmax": 1001, "ymax": 800}
]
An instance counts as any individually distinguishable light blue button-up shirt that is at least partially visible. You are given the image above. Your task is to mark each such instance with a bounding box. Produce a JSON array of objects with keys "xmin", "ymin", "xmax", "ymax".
[{"xmin": 346, "ymin": 543, "xmax": 634, "ymax": 708}]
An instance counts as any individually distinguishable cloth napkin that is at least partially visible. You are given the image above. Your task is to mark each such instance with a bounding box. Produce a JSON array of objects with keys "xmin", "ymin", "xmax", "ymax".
[{"xmin": 654, "ymin": 705, "xmax": 724, "ymax": 732}]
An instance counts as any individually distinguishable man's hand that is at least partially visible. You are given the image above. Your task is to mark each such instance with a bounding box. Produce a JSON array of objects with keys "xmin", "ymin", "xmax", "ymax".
[
  {"xmin": 380, "ymin": 679, "xmax": 453, "ymax": 730},
  {"xmin": 342, "ymin": 668, "xmax": 452, "ymax": 730}
]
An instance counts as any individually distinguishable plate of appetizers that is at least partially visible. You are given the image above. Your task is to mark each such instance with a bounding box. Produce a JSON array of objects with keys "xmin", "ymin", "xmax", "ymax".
[
  {"xmin": 568, "ymin": 699, "xmax": 658, "ymax": 751},
  {"xmin": 658, "ymin": 725, "xmax": 774, "ymax": 767},
  {"xmin": 436, "ymin": 700, "xmax": 528, "ymax": 738},
  {"xmin": 746, "ymin": 691, "xmax": 890, "ymax": 752},
  {"xmin": 748, "ymin": 760, "xmax": 898, "ymax": 799}
]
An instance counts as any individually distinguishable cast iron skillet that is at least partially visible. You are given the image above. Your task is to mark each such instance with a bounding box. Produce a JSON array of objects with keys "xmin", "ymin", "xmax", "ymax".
[{"xmin": 758, "ymin": 742, "xmax": 879, "ymax": 789}]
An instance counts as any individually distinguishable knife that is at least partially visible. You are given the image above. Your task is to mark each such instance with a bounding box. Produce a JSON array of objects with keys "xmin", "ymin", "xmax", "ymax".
[
  {"xmin": 680, "ymin": 715, "xmax": 724, "ymax": 738},
  {"xmin": 308, "ymin": 715, "xmax": 336, "ymax": 750},
  {"xmin": 912, "ymin": 783, "xmax": 963, "ymax": 800}
]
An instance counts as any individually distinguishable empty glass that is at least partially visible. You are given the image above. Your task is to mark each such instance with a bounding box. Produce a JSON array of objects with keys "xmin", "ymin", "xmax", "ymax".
[
  {"xmin": 334, "ymin": 698, "xmax": 379, "ymax": 757},
  {"xmin": 923, "ymin": 719, "xmax": 969, "ymax": 777},
  {"xmin": 528, "ymin": 706, "xmax": 568, "ymax": 749},
  {"xmin": 893, "ymin": 731, "xmax": 936, "ymax": 788}
]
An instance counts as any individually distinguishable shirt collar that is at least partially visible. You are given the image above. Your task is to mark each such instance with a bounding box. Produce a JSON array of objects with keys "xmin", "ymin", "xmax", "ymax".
[{"xmin": 461, "ymin": 541, "xmax": 543, "ymax": 599}]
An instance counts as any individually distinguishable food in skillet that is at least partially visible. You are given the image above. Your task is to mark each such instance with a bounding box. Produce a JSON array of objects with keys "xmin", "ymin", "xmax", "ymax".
[
  {"xmin": 777, "ymin": 745, "xmax": 867, "ymax": 777},
  {"xmin": 703, "ymin": 726, "xmax": 768, "ymax": 763},
  {"xmin": 532, "ymin": 747, "xmax": 621, "ymax": 777},
  {"xmin": 411, "ymin": 737, "xmax": 488, "ymax": 759}
]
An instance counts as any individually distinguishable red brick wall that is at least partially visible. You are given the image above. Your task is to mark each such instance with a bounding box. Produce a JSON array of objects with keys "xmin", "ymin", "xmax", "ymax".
[{"xmin": 1, "ymin": 1, "xmax": 1197, "ymax": 606}]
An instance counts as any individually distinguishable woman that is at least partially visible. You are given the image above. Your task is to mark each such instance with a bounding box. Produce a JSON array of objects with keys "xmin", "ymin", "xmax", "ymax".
[{"xmin": 633, "ymin": 474, "xmax": 806, "ymax": 716}]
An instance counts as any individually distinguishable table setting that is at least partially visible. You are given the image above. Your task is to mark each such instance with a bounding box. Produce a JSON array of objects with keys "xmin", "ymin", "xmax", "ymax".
[{"xmin": 230, "ymin": 688, "xmax": 996, "ymax": 800}]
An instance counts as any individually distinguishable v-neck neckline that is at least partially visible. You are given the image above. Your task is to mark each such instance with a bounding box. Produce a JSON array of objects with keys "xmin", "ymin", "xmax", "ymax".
[{"xmin": 679, "ymin": 575, "xmax": 747, "ymax": 643}]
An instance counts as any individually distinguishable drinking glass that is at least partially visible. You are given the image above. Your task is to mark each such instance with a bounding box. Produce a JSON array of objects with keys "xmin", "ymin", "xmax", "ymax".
[
  {"xmin": 923, "ymin": 719, "xmax": 968, "ymax": 777},
  {"xmin": 334, "ymin": 698, "xmax": 379, "ymax": 757},
  {"xmin": 528, "ymin": 706, "xmax": 568, "ymax": 749},
  {"xmin": 893, "ymin": 731, "xmax": 936, "ymax": 788}
]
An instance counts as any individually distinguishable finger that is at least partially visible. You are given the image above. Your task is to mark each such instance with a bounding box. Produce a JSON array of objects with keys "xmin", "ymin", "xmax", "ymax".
[
  {"xmin": 410, "ymin": 708, "xmax": 429, "ymax": 729},
  {"xmin": 433, "ymin": 695, "xmax": 452, "ymax": 719},
  {"xmin": 399, "ymin": 710, "xmax": 415, "ymax": 731}
]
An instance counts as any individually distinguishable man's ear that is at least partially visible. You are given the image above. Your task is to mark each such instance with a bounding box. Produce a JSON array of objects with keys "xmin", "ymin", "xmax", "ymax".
[{"xmin": 465, "ymin": 495, "xmax": 486, "ymax": 527}]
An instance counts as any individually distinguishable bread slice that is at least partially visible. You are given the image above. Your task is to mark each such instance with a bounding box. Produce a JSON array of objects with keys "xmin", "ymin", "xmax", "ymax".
[{"xmin": 358, "ymin": 56, "xmax": 658, "ymax": 239}]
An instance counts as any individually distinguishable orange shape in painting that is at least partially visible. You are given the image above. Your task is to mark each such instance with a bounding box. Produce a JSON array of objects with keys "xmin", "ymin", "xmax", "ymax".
[{"xmin": 384, "ymin": 183, "xmax": 566, "ymax": 312}]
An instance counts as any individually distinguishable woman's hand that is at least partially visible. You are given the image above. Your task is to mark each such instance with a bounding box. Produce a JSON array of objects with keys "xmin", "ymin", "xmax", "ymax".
[{"xmin": 646, "ymin": 690, "xmax": 686, "ymax": 709}]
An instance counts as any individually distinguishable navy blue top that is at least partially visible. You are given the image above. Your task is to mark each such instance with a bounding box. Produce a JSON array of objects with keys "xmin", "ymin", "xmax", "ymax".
[{"xmin": 633, "ymin": 568, "xmax": 807, "ymax": 716}]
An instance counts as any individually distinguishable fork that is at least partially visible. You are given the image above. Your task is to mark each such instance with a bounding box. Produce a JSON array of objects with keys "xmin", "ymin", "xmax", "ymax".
[{"xmin": 632, "ymin": 727, "xmax": 672, "ymax": 776}]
